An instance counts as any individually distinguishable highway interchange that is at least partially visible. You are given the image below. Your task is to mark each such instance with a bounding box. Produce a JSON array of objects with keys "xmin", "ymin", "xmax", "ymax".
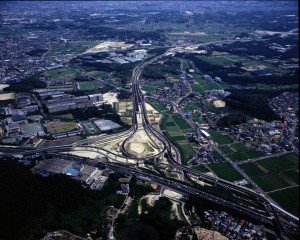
[{"xmin": 0, "ymin": 50, "xmax": 299, "ymax": 240}]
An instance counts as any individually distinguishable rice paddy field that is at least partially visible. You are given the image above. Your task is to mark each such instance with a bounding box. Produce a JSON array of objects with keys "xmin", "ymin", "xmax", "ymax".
[
  {"xmin": 207, "ymin": 162, "xmax": 244, "ymax": 182},
  {"xmin": 192, "ymin": 165, "xmax": 210, "ymax": 173},
  {"xmin": 239, "ymin": 153, "xmax": 299, "ymax": 216},
  {"xmin": 226, "ymin": 150, "xmax": 264, "ymax": 162},
  {"xmin": 148, "ymin": 100, "xmax": 169, "ymax": 113},
  {"xmin": 172, "ymin": 114, "xmax": 193, "ymax": 130},
  {"xmin": 207, "ymin": 130, "xmax": 233, "ymax": 145},
  {"xmin": 162, "ymin": 116, "xmax": 195, "ymax": 165}
]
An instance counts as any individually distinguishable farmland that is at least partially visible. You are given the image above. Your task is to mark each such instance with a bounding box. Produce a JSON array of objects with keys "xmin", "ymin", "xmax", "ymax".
[
  {"xmin": 269, "ymin": 187, "xmax": 299, "ymax": 216},
  {"xmin": 240, "ymin": 153, "xmax": 299, "ymax": 215},
  {"xmin": 207, "ymin": 162, "xmax": 244, "ymax": 182},
  {"xmin": 207, "ymin": 130, "xmax": 233, "ymax": 145},
  {"xmin": 172, "ymin": 113, "xmax": 193, "ymax": 130},
  {"xmin": 149, "ymin": 100, "xmax": 169, "ymax": 113},
  {"xmin": 162, "ymin": 116, "xmax": 195, "ymax": 165},
  {"xmin": 227, "ymin": 150, "xmax": 264, "ymax": 162}
]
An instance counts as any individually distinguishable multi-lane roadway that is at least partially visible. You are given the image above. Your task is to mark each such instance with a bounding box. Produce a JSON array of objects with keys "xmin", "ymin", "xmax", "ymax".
[{"xmin": 0, "ymin": 50, "xmax": 298, "ymax": 240}]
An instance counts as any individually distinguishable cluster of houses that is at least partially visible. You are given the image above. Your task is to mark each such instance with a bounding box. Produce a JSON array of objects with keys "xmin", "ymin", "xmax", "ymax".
[{"xmin": 204, "ymin": 210, "xmax": 265, "ymax": 240}]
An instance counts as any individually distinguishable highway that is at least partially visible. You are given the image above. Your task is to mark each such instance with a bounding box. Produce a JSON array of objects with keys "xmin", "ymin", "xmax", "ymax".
[
  {"xmin": 0, "ymin": 50, "xmax": 298, "ymax": 239},
  {"xmin": 111, "ymin": 50, "xmax": 299, "ymax": 240}
]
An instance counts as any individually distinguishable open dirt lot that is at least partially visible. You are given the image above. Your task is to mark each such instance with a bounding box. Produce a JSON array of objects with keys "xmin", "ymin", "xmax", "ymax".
[
  {"xmin": 213, "ymin": 100, "xmax": 225, "ymax": 108},
  {"xmin": 0, "ymin": 84, "xmax": 9, "ymax": 91},
  {"xmin": 0, "ymin": 93, "xmax": 15, "ymax": 100}
]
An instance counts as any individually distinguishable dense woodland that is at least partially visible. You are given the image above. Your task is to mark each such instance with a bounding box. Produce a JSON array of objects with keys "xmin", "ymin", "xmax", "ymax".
[
  {"xmin": 4, "ymin": 75, "xmax": 46, "ymax": 93},
  {"xmin": 73, "ymin": 59, "xmax": 137, "ymax": 83},
  {"xmin": 217, "ymin": 114, "xmax": 247, "ymax": 128},
  {"xmin": 142, "ymin": 58, "xmax": 181, "ymax": 80},
  {"xmin": 115, "ymin": 176, "xmax": 185, "ymax": 240},
  {"xmin": 0, "ymin": 160, "xmax": 125, "ymax": 240},
  {"xmin": 224, "ymin": 89, "xmax": 282, "ymax": 121}
]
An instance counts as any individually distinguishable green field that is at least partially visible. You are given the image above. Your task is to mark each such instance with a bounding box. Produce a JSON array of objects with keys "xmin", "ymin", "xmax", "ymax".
[
  {"xmin": 47, "ymin": 121, "xmax": 78, "ymax": 134},
  {"xmin": 207, "ymin": 162, "xmax": 244, "ymax": 182},
  {"xmin": 231, "ymin": 143, "xmax": 248, "ymax": 152},
  {"xmin": 77, "ymin": 81, "xmax": 101, "ymax": 91},
  {"xmin": 141, "ymin": 84, "xmax": 159, "ymax": 92},
  {"xmin": 141, "ymin": 82, "xmax": 168, "ymax": 92},
  {"xmin": 166, "ymin": 125, "xmax": 183, "ymax": 137},
  {"xmin": 269, "ymin": 186, "xmax": 299, "ymax": 216},
  {"xmin": 226, "ymin": 55, "xmax": 248, "ymax": 62},
  {"xmin": 220, "ymin": 145, "xmax": 236, "ymax": 155},
  {"xmin": 196, "ymin": 55, "xmax": 234, "ymax": 66},
  {"xmin": 170, "ymin": 135, "xmax": 187, "ymax": 141},
  {"xmin": 241, "ymin": 153, "xmax": 299, "ymax": 176},
  {"xmin": 192, "ymin": 115, "xmax": 207, "ymax": 124},
  {"xmin": 192, "ymin": 165, "xmax": 210, "ymax": 173},
  {"xmin": 45, "ymin": 41, "xmax": 99, "ymax": 57},
  {"xmin": 87, "ymin": 71, "xmax": 106, "ymax": 78},
  {"xmin": 240, "ymin": 153, "xmax": 299, "ymax": 215},
  {"xmin": 212, "ymin": 151, "xmax": 226, "ymax": 161},
  {"xmin": 180, "ymin": 144, "xmax": 196, "ymax": 162},
  {"xmin": 184, "ymin": 102, "xmax": 200, "ymax": 111},
  {"xmin": 227, "ymin": 150, "xmax": 264, "ymax": 162},
  {"xmin": 42, "ymin": 68, "xmax": 77, "ymax": 80},
  {"xmin": 180, "ymin": 59, "xmax": 190, "ymax": 71},
  {"xmin": 191, "ymin": 84, "xmax": 206, "ymax": 93},
  {"xmin": 195, "ymin": 76, "xmax": 222, "ymax": 91},
  {"xmin": 219, "ymin": 142, "xmax": 252, "ymax": 159},
  {"xmin": 172, "ymin": 114, "xmax": 192, "ymax": 130},
  {"xmin": 258, "ymin": 153, "xmax": 299, "ymax": 173},
  {"xmin": 162, "ymin": 116, "xmax": 195, "ymax": 164},
  {"xmin": 208, "ymin": 130, "xmax": 233, "ymax": 145},
  {"xmin": 56, "ymin": 113, "xmax": 74, "ymax": 120},
  {"xmin": 250, "ymin": 174, "xmax": 293, "ymax": 192},
  {"xmin": 107, "ymin": 79, "xmax": 125, "ymax": 88},
  {"xmin": 150, "ymin": 100, "xmax": 168, "ymax": 112}
]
